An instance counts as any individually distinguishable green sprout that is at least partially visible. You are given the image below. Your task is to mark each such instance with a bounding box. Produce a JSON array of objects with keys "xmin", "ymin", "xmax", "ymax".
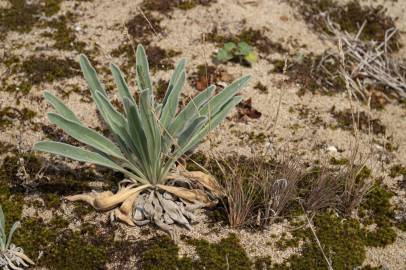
[{"xmin": 216, "ymin": 42, "xmax": 257, "ymax": 65}]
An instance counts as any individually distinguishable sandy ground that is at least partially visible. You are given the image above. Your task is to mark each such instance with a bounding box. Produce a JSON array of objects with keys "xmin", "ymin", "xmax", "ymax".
[{"xmin": 1, "ymin": 0, "xmax": 406, "ymax": 269}]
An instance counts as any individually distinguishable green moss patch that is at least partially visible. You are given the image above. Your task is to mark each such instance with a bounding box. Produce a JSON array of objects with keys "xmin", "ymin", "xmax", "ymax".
[
  {"xmin": 41, "ymin": 123, "xmax": 83, "ymax": 146},
  {"xmin": 142, "ymin": 0, "xmax": 215, "ymax": 15},
  {"xmin": 155, "ymin": 79, "xmax": 168, "ymax": 102},
  {"xmin": 20, "ymin": 55, "xmax": 80, "ymax": 85},
  {"xmin": 264, "ymin": 185, "xmax": 400, "ymax": 270},
  {"xmin": 254, "ymin": 82, "xmax": 268, "ymax": 93},
  {"xmin": 137, "ymin": 235, "xmax": 193, "ymax": 270},
  {"xmin": 0, "ymin": 106, "xmax": 36, "ymax": 130},
  {"xmin": 41, "ymin": 13, "xmax": 88, "ymax": 53},
  {"xmin": 1, "ymin": 54, "xmax": 81, "ymax": 96},
  {"xmin": 359, "ymin": 183, "xmax": 397, "ymax": 246},
  {"xmin": 0, "ymin": 141, "xmax": 15, "ymax": 153},
  {"xmin": 0, "ymin": 150, "xmax": 131, "ymax": 269},
  {"xmin": 268, "ymin": 212, "xmax": 366, "ymax": 270},
  {"xmin": 13, "ymin": 216, "xmax": 117, "ymax": 269},
  {"xmin": 0, "ymin": 172, "xmax": 24, "ymax": 229},
  {"xmin": 330, "ymin": 107, "xmax": 386, "ymax": 135},
  {"xmin": 138, "ymin": 234, "xmax": 251, "ymax": 270},
  {"xmin": 126, "ymin": 13, "xmax": 162, "ymax": 44},
  {"xmin": 0, "ymin": 0, "xmax": 62, "ymax": 38},
  {"xmin": 389, "ymin": 164, "xmax": 406, "ymax": 192},
  {"xmin": 146, "ymin": 46, "xmax": 181, "ymax": 71},
  {"xmin": 389, "ymin": 164, "xmax": 406, "ymax": 178},
  {"xmin": 189, "ymin": 234, "xmax": 252, "ymax": 270}
]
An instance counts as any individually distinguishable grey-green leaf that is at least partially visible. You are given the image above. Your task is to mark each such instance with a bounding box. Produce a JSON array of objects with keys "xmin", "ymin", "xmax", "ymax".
[
  {"xmin": 160, "ymin": 70, "xmax": 185, "ymax": 128},
  {"xmin": 110, "ymin": 63, "xmax": 136, "ymax": 106},
  {"xmin": 199, "ymin": 75, "xmax": 250, "ymax": 116},
  {"xmin": 47, "ymin": 112, "xmax": 125, "ymax": 160},
  {"xmin": 33, "ymin": 141, "xmax": 134, "ymax": 177},
  {"xmin": 178, "ymin": 116, "xmax": 207, "ymax": 147},
  {"xmin": 162, "ymin": 59, "xmax": 186, "ymax": 108},
  {"xmin": 79, "ymin": 54, "xmax": 106, "ymax": 96},
  {"xmin": 169, "ymin": 85, "xmax": 215, "ymax": 137},
  {"xmin": 180, "ymin": 95, "xmax": 243, "ymax": 155},
  {"xmin": 124, "ymin": 98, "xmax": 149, "ymax": 163},
  {"xmin": 6, "ymin": 221, "xmax": 19, "ymax": 249},
  {"xmin": 43, "ymin": 91, "xmax": 81, "ymax": 124},
  {"xmin": 135, "ymin": 45, "xmax": 153, "ymax": 93}
]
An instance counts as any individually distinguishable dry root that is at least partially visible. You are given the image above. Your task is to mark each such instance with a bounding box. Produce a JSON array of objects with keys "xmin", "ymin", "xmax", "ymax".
[
  {"xmin": 0, "ymin": 244, "xmax": 35, "ymax": 270},
  {"xmin": 65, "ymin": 171, "xmax": 220, "ymax": 237}
]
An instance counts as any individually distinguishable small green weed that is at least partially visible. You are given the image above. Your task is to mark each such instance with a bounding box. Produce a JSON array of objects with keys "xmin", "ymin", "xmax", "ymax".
[{"xmin": 216, "ymin": 42, "xmax": 257, "ymax": 66}]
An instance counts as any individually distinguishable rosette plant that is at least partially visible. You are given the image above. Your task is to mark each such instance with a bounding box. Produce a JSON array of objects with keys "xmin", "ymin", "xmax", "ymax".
[
  {"xmin": 33, "ymin": 44, "xmax": 250, "ymax": 234},
  {"xmin": 0, "ymin": 206, "xmax": 35, "ymax": 269}
]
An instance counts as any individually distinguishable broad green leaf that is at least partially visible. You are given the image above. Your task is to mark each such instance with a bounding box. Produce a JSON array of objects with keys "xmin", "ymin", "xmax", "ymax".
[
  {"xmin": 47, "ymin": 112, "xmax": 125, "ymax": 160},
  {"xmin": 216, "ymin": 48, "xmax": 233, "ymax": 63},
  {"xmin": 237, "ymin": 42, "xmax": 253, "ymax": 55},
  {"xmin": 224, "ymin": 42, "xmax": 237, "ymax": 52},
  {"xmin": 244, "ymin": 52, "xmax": 257, "ymax": 64},
  {"xmin": 79, "ymin": 54, "xmax": 106, "ymax": 96},
  {"xmin": 138, "ymin": 88, "xmax": 156, "ymax": 144},
  {"xmin": 110, "ymin": 63, "xmax": 136, "ymax": 106},
  {"xmin": 43, "ymin": 91, "xmax": 81, "ymax": 124}
]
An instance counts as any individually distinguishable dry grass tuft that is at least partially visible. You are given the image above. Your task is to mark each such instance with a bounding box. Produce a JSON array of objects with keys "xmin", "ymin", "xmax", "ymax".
[
  {"xmin": 206, "ymin": 154, "xmax": 303, "ymax": 228},
  {"xmin": 304, "ymin": 147, "xmax": 373, "ymax": 216}
]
